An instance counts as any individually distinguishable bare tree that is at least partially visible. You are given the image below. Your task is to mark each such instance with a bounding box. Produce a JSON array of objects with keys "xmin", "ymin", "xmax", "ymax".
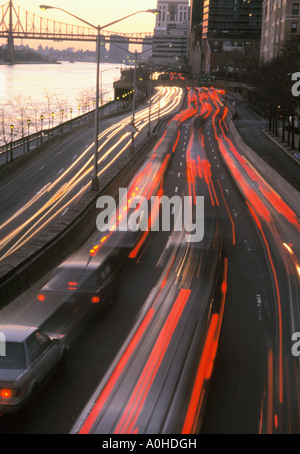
[
  {"xmin": 43, "ymin": 88, "xmax": 55, "ymax": 128},
  {"xmin": 27, "ymin": 97, "xmax": 46, "ymax": 149},
  {"xmin": 76, "ymin": 87, "xmax": 95, "ymax": 114},
  {"xmin": 0, "ymin": 104, "xmax": 14, "ymax": 164},
  {"xmin": 55, "ymin": 93, "xmax": 69, "ymax": 124},
  {"xmin": 12, "ymin": 95, "xmax": 31, "ymax": 153}
]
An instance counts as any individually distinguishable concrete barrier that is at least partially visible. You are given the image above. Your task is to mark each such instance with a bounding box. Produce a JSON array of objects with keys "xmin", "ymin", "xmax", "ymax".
[{"xmin": 227, "ymin": 119, "xmax": 300, "ymax": 216}]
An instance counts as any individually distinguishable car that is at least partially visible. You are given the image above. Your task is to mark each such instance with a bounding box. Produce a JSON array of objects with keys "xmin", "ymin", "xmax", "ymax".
[
  {"xmin": 36, "ymin": 247, "xmax": 126, "ymax": 307},
  {"xmin": 0, "ymin": 325, "xmax": 67, "ymax": 414}
]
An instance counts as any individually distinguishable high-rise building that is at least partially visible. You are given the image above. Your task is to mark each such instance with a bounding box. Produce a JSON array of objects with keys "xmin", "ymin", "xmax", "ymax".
[
  {"xmin": 202, "ymin": 0, "xmax": 262, "ymax": 40},
  {"xmin": 152, "ymin": 0, "xmax": 190, "ymax": 64},
  {"xmin": 190, "ymin": 0, "xmax": 204, "ymax": 32},
  {"xmin": 260, "ymin": 0, "xmax": 300, "ymax": 61},
  {"xmin": 189, "ymin": 0, "xmax": 263, "ymax": 76}
]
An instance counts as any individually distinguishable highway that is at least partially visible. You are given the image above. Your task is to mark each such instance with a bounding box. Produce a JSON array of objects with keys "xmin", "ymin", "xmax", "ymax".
[
  {"xmin": 0, "ymin": 86, "xmax": 299, "ymax": 434},
  {"xmin": 0, "ymin": 86, "xmax": 182, "ymax": 261}
]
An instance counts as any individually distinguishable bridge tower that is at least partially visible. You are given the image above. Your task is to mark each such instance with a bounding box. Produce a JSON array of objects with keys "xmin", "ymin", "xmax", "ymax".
[{"xmin": 7, "ymin": 0, "xmax": 15, "ymax": 64}]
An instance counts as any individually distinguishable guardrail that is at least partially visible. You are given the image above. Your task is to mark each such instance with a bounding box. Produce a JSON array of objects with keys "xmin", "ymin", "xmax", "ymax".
[{"xmin": 0, "ymin": 99, "xmax": 130, "ymax": 165}]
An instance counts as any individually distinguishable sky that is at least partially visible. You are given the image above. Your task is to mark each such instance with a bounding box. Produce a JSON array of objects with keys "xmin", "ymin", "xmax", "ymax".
[{"xmin": 3, "ymin": 0, "xmax": 162, "ymax": 50}]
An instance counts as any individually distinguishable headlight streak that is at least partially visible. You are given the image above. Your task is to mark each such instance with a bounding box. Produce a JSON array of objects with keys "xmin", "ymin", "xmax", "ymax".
[{"xmin": 0, "ymin": 87, "xmax": 183, "ymax": 260}]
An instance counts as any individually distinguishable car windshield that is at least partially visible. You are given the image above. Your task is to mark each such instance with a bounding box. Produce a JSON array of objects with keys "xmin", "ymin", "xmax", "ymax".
[
  {"xmin": 0, "ymin": 342, "xmax": 26, "ymax": 370},
  {"xmin": 46, "ymin": 266, "xmax": 100, "ymax": 292}
]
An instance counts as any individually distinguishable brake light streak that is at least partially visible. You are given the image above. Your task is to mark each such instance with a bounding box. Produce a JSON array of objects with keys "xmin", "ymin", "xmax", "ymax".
[
  {"xmin": 207, "ymin": 88, "xmax": 300, "ymax": 432},
  {"xmin": 182, "ymin": 258, "xmax": 228, "ymax": 434},
  {"xmin": 78, "ymin": 307, "xmax": 156, "ymax": 434},
  {"xmin": 114, "ymin": 289, "xmax": 192, "ymax": 434},
  {"xmin": 78, "ymin": 287, "xmax": 194, "ymax": 435}
]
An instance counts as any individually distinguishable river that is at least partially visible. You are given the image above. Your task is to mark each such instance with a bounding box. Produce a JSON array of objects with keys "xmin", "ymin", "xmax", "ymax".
[{"xmin": 0, "ymin": 61, "xmax": 123, "ymax": 139}]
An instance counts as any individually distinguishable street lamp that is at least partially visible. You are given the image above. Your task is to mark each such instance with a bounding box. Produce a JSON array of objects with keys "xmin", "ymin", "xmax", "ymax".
[
  {"xmin": 61, "ymin": 109, "xmax": 65, "ymax": 133},
  {"xmin": 111, "ymin": 43, "xmax": 154, "ymax": 152},
  {"xmin": 40, "ymin": 115, "xmax": 44, "ymax": 144},
  {"xmin": 9, "ymin": 124, "xmax": 14, "ymax": 162},
  {"xmin": 148, "ymin": 64, "xmax": 153, "ymax": 136},
  {"xmin": 78, "ymin": 105, "xmax": 81, "ymax": 125},
  {"xmin": 40, "ymin": 5, "xmax": 159, "ymax": 191},
  {"xmin": 27, "ymin": 119, "xmax": 31, "ymax": 152}
]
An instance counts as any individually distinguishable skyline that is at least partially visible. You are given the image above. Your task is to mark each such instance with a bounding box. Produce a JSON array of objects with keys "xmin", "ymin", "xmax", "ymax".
[{"xmin": 0, "ymin": 0, "xmax": 162, "ymax": 50}]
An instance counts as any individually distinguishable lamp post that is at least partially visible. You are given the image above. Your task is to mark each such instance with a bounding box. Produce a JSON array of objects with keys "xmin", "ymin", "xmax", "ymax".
[
  {"xmin": 27, "ymin": 119, "xmax": 30, "ymax": 152},
  {"xmin": 111, "ymin": 44, "xmax": 155, "ymax": 152},
  {"xmin": 158, "ymin": 73, "xmax": 162, "ymax": 121},
  {"xmin": 78, "ymin": 105, "xmax": 81, "ymax": 125},
  {"xmin": 40, "ymin": 115, "xmax": 44, "ymax": 144},
  {"xmin": 40, "ymin": 5, "xmax": 159, "ymax": 192},
  {"xmin": 9, "ymin": 124, "xmax": 13, "ymax": 162},
  {"xmin": 51, "ymin": 112, "xmax": 54, "ymax": 137},
  {"xmin": 148, "ymin": 64, "xmax": 153, "ymax": 136},
  {"xmin": 61, "ymin": 109, "xmax": 64, "ymax": 132}
]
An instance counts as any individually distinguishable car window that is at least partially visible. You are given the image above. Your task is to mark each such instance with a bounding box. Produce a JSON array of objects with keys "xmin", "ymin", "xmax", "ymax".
[
  {"xmin": 0, "ymin": 342, "xmax": 26, "ymax": 370},
  {"xmin": 47, "ymin": 266, "xmax": 101, "ymax": 292},
  {"xmin": 27, "ymin": 331, "xmax": 51, "ymax": 363}
]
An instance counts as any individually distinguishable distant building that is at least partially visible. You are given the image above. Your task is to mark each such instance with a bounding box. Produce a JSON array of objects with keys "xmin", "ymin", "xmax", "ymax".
[
  {"xmin": 140, "ymin": 38, "xmax": 153, "ymax": 61},
  {"xmin": 109, "ymin": 36, "xmax": 130, "ymax": 63},
  {"xmin": 152, "ymin": 0, "xmax": 190, "ymax": 65},
  {"xmin": 260, "ymin": 0, "xmax": 300, "ymax": 61},
  {"xmin": 189, "ymin": 0, "xmax": 263, "ymax": 77}
]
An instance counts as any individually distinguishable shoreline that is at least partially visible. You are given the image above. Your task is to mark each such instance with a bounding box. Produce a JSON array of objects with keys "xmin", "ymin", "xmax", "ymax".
[{"xmin": 0, "ymin": 61, "xmax": 61, "ymax": 65}]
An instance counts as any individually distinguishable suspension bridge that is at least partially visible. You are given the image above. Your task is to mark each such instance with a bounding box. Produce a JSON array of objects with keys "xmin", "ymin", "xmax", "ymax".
[{"xmin": 0, "ymin": 0, "xmax": 154, "ymax": 63}]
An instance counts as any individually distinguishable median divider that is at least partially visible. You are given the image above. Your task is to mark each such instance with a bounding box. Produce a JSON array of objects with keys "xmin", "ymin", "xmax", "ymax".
[{"xmin": 0, "ymin": 93, "xmax": 185, "ymax": 310}]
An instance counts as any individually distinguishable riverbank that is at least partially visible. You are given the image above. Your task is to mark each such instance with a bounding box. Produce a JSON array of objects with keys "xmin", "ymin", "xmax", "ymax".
[{"xmin": 0, "ymin": 61, "xmax": 61, "ymax": 65}]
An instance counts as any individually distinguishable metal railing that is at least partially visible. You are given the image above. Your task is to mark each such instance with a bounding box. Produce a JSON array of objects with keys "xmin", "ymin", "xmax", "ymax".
[{"xmin": 0, "ymin": 97, "xmax": 135, "ymax": 166}]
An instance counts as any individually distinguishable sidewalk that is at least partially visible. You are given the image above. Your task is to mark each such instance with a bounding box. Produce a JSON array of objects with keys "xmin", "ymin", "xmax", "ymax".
[
  {"xmin": 264, "ymin": 128, "xmax": 300, "ymax": 162},
  {"xmin": 228, "ymin": 93, "xmax": 300, "ymax": 193}
]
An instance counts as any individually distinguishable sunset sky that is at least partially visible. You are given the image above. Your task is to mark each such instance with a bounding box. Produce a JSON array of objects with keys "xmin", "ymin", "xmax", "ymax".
[{"xmin": 2, "ymin": 0, "xmax": 161, "ymax": 50}]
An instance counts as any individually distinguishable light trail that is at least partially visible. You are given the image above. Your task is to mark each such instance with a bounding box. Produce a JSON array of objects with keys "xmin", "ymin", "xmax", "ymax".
[{"xmin": 0, "ymin": 87, "xmax": 183, "ymax": 260}]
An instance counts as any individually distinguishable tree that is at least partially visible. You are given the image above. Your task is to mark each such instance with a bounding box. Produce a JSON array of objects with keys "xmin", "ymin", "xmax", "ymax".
[
  {"xmin": 12, "ymin": 95, "xmax": 30, "ymax": 153},
  {"xmin": 256, "ymin": 34, "xmax": 300, "ymax": 146}
]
